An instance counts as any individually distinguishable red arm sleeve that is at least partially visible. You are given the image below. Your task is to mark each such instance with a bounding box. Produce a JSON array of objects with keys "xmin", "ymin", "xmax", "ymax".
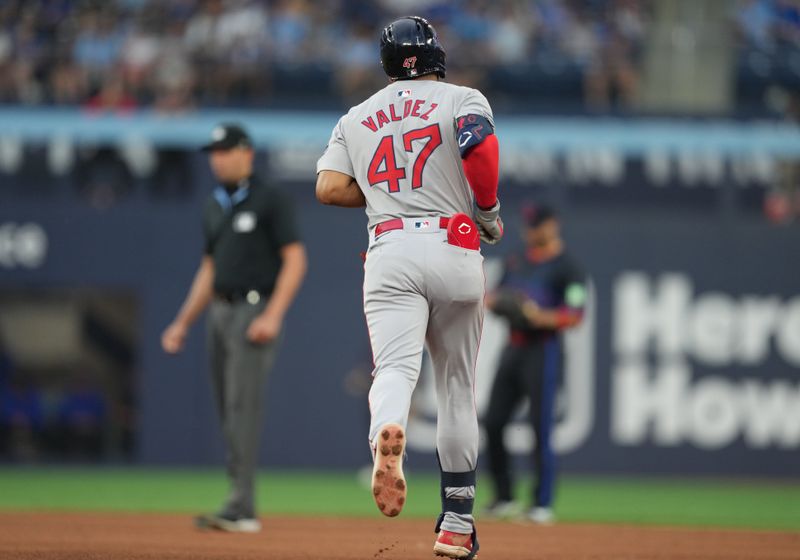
[{"xmin": 461, "ymin": 134, "xmax": 499, "ymax": 210}]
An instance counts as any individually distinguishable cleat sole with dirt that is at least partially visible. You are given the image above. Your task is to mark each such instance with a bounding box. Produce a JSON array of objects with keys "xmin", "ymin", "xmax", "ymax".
[{"xmin": 371, "ymin": 423, "xmax": 406, "ymax": 518}]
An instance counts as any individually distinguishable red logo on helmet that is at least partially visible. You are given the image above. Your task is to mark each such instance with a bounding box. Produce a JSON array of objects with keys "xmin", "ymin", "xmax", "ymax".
[{"xmin": 403, "ymin": 56, "xmax": 418, "ymax": 68}]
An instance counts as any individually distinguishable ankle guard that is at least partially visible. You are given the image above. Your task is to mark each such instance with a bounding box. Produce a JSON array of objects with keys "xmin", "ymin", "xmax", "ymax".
[{"xmin": 434, "ymin": 467, "xmax": 479, "ymax": 559}]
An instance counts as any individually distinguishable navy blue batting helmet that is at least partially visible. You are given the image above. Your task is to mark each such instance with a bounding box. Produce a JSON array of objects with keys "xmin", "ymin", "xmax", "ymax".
[{"xmin": 380, "ymin": 16, "xmax": 446, "ymax": 81}]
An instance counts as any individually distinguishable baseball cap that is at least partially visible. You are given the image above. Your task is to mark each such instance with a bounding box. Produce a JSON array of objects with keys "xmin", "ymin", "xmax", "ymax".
[
  {"xmin": 523, "ymin": 204, "xmax": 557, "ymax": 228},
  {"xmin": 201, "ymin": 123, "xmax": 253, "ymax": 151}
]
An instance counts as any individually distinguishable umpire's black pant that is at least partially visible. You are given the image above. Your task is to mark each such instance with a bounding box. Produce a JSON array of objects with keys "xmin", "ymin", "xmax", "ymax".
[
  {"xmin": 484, "ymin": 337, "xmax": 561, "ymax": 508},
  {"xmin": 207, "ymin": 298, "xmax": 279, "ymax": 518}
]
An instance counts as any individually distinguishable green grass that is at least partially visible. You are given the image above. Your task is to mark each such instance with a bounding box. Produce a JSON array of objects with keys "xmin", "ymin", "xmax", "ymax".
[{"xmin": 0, "ymin": 468, "xmax": 797, "ymax": 531}]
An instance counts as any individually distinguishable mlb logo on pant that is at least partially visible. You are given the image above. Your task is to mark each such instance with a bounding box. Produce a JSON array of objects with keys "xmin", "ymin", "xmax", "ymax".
[{"xmin": 415, "ymin": 220, "xmax": 431, "ymax": 229}]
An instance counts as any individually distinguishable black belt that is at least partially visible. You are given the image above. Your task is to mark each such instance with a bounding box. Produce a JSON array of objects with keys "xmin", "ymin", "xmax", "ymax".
[{"xmin": 214, "ymin": 289, "xmax": 266, "ymax": 304}]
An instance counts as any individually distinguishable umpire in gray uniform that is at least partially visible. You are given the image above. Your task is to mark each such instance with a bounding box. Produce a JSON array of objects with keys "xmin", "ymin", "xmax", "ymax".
[{"xmin": 161, "ymin": 123, "xmax": 307, "ymax": 532}]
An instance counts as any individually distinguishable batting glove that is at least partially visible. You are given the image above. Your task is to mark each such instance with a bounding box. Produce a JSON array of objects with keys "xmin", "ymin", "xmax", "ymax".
[{"xmin": 475, "ymin": 201, "xmax": 504, "ymax": 245}]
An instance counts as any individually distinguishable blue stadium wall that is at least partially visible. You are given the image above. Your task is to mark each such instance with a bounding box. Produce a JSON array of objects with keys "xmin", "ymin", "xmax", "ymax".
[{"xmin": 1, "ymin": 110, "xmax": 799, "ymax": 477}]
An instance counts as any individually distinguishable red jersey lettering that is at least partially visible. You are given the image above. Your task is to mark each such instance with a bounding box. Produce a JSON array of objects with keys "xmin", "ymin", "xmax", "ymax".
[
  {"xmin": 419, "ymin": 103, "xmax": 438, "ymax": 121},
  {"xmin": 361, "ymin": 117, "xmax": 378, "ymax": 132}
]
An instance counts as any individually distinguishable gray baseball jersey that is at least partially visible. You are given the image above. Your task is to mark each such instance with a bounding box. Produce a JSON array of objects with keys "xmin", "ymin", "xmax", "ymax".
[
  {"xmin": 317, "ymin": 79, "xmax": 493, "ymax": 228},
  {"xmin": 318, "ymin": 78, "xmax": 495, "ymax": 536}
]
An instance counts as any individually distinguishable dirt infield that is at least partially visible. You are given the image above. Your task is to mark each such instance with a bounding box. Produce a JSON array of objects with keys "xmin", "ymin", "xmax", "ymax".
[{"xmin": 0, "ymin": 513, "xmax": 798, "ymax": 560}]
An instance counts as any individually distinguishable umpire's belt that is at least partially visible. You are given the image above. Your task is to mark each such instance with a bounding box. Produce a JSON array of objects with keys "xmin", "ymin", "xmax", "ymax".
[
  {"xmin": 214, "ymin": 289, "xmax": 265, "ymax": 305},
  {"xmin": 374, "ymin": 217, "xmax": 450, "ymax": 238}
]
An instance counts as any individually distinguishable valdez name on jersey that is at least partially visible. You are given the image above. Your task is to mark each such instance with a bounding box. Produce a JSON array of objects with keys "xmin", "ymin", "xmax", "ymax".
[{"xmin": 360, "ymin": 96, "xmax": 439, "ymax": 132}]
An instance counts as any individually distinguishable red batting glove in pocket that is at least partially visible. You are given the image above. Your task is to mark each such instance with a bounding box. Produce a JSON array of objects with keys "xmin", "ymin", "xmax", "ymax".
[{"xmin": 447, "ymin": 213, "xmax": 480, "ymax": 250}]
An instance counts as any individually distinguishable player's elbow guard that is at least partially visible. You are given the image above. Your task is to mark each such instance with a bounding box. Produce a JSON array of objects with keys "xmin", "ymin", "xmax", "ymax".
[{"xmin": 458, "ymin": 116, "xmax": 499, "ymax": 209}]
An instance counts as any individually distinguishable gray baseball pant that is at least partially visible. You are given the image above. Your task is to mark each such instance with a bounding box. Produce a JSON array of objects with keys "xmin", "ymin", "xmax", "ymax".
[
  {"xmin": 364, "ymin": 221, "xmax": 484, "ymax": 534},
  {"xmin": 207, "ymin": 298, "xmax": 278, "ymax": 519}
]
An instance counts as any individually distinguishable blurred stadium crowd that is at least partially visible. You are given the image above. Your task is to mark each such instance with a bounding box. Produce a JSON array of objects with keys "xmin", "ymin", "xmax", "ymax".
[
  {"xmin": 736, "ymin": 0, "xmax": 800, "ymax": 50},
  {"xmin": 0, "ymin": 0, "xmax": 648, "ymax": 111},
  {"xmin": 735, "ymin": 0, "xmax": 800, "ymax": 111}
]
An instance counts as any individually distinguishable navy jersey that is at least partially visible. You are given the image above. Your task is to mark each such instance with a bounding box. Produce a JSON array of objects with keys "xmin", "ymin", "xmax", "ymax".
[{"xmin": 500, "ymin": 250, "xmax": 587, "ymax": 341}]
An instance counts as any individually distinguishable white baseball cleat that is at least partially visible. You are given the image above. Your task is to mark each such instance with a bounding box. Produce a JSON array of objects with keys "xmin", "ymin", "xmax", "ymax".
[
  {"xmin": 481, "ymin": 500, "xmax": 521, "ymax": 519},
  {"xmin": 371, "ymin": 423, "xmax": 407, "ymax": 517},
  {"xmin": 527, "ymin": 507, "xmax": 555, "ymax": 525},
  {"xmin": 194, "ymin": 513, "xmax": 262, "ymax": 533}
]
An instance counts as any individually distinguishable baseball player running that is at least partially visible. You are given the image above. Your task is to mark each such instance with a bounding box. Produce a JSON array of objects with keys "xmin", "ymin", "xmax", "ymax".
[{"xmin": 316, "ymin": 16, "xmax": 502, "ymax": 559}]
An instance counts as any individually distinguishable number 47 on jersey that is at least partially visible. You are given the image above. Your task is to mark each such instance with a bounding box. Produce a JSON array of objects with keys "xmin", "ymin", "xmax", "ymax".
[{"xmin": 367, "ymin": 124, "xmax": 442, "ymax": 193}]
